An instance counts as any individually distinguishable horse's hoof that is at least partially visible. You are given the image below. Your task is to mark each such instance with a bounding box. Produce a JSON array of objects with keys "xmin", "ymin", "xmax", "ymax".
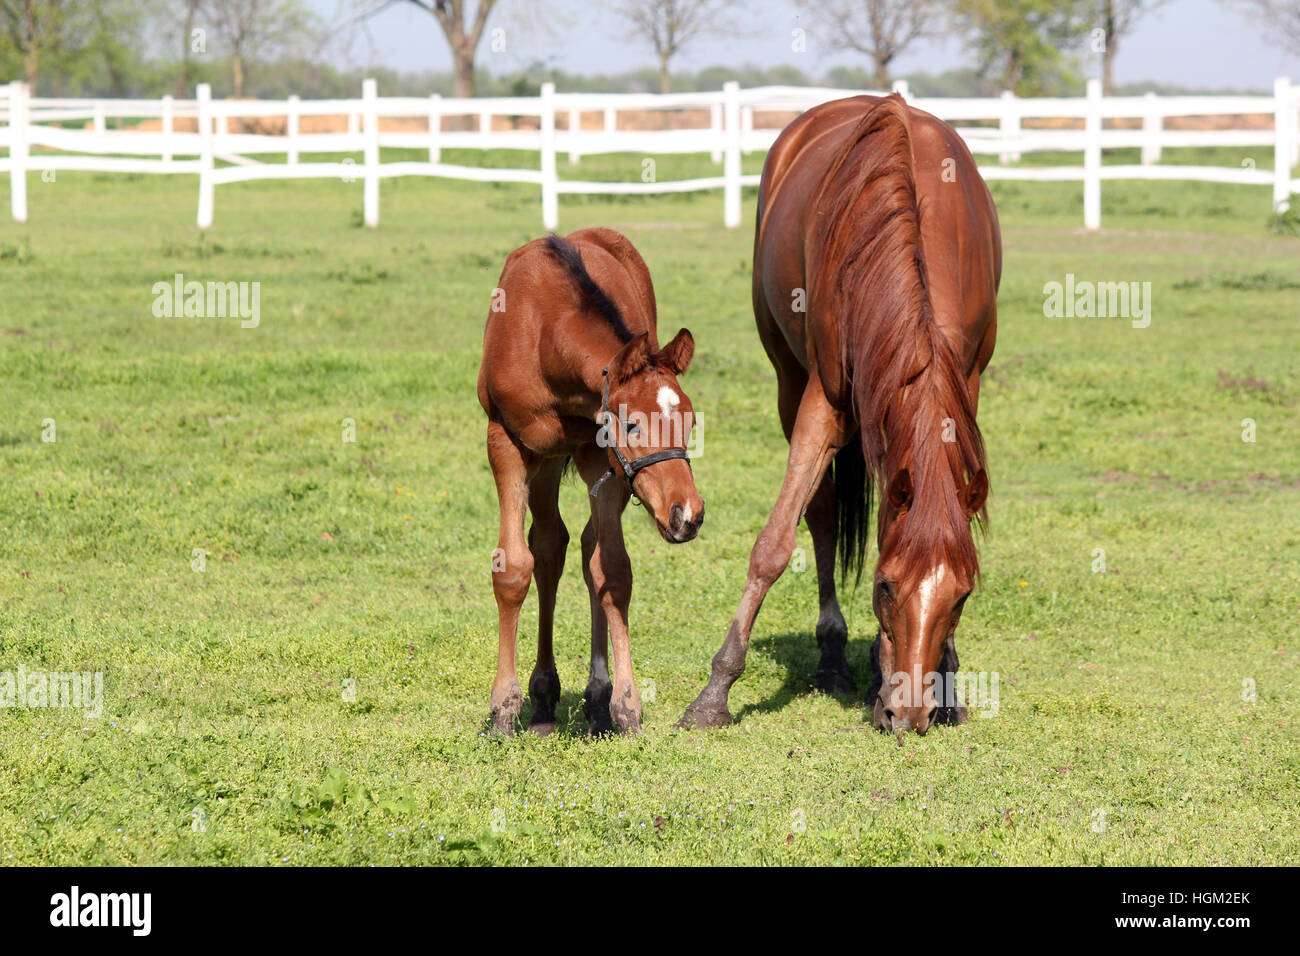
[
  {"xmin": 677, "ymin": 702, "xmax": 732, "ymax": 729},
  {"xmin": 815, "ymin": 668, "xmax": 857, "ymax": 695},
  {"xmin": 491, "ymin": 715, "xmax": 517, "ymax": 737}
]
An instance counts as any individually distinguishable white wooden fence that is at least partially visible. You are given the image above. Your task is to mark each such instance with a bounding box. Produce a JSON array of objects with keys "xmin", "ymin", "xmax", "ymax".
[{"xmin": 1, "ymin": 77, "xmax": 1297, "ymax": 230}]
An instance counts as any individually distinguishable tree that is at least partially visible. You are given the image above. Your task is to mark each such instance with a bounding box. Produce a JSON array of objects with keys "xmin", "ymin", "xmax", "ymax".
[
  {"xmin": 1090, "ymin": 0, "xmax": 1167, "ymax": 95},
  {"xmin": 799, "ymin": 0, "xmax": 941, "ymax": 90},
  {"xmin": 0, "ymin": 0, "xmax": 73, "ymax": 88},
  {"xmin": 373, "ymin": 1, "xmax": 499, "ymax": 98},
  {"xmin": 204, "ymin": 0, "xmax": 317, "ymax": 99},
  {"xmin": 606, "ymin": 0, "xmax": 737, "ymax": 94},
  {"xmin": 1224, "ymin": 0, "xmax": 1300, "ymax": 55},
  {"xmin": 954, "ymin": 0, "xmax": 1089, "ymax": 95}
]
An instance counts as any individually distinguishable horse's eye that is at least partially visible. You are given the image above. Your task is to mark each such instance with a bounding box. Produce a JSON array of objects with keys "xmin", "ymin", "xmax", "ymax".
[{"xmin": 625, "ymin": 421, "xmax": 641, "ymax": 435}]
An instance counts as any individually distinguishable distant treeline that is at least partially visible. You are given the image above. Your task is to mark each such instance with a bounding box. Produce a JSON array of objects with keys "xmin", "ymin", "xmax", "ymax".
[{"xmin": 13, "ymin": 57, "xmax": 1270, "ymax": 101}]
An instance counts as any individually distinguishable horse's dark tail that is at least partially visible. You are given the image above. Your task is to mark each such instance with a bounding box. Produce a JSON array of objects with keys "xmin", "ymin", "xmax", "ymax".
[{"xmin": 833, "ymin": 432, "xmax": 871, "ymax": 587}]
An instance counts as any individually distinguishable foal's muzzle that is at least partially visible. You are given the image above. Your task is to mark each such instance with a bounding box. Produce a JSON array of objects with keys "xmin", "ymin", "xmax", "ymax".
[{"xmin": 663, "ymin": 500, "xmax": 704, "ymax": 543}]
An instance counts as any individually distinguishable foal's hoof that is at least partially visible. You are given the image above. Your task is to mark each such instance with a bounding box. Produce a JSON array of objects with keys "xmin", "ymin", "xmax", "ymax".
[
  {"xmin": 677, "ymin": 701, "xmax": 733, "ymax": 729},
  {"xmin": 583, "ymin": 683, "xmax": 615, "ymax": 737},
  {"xmin": 815, "ymin": 667, "xmax": 857, "ymax": 695},
  {"xmin": 526, "ymin": 720, "xmax": 558, "ymax": 738}
]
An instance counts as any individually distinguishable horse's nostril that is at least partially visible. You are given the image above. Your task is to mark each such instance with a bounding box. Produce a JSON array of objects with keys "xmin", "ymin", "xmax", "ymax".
[{"xmin": 669, "ymin": 502, "xmax": 685, "ymax": 533}]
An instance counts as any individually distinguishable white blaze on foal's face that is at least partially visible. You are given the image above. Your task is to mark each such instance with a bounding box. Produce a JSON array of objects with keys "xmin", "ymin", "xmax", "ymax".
[
  {"xmin": 654, "ymin": 384, "xmax": 691, "ymax": 522},
  {"xmin": 656, "ymin": 385, "xmax": 681, "ymax": 422}
]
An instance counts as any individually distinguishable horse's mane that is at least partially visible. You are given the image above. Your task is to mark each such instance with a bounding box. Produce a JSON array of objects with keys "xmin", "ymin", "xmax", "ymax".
[
  {"xmin": 544, "ymin": 234, "xmax": 634, "ymax": 343},
  {"xmin": 814, "ymin": 94, "xmax": 987, "ymax": 597}
]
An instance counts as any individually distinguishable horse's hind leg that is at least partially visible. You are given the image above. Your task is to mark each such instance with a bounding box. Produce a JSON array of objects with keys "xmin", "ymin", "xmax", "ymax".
[
  {"xmin": 679, "ymin": 378, "xmax": 849, "ymax": 729},
  {"xmin": 805, "ymin": 470, "xmax": 855, "ymax": 694},
  {"xmin": 526, "ymin": 458, "xmax": 568, "ymax": 736},
  {"xmin": 488, "ymin": 419, "xmax": 535, "ymax": 736},
  {"xmin": 770, "ymin": 354, "xmax": 854, "ymax": 695}
]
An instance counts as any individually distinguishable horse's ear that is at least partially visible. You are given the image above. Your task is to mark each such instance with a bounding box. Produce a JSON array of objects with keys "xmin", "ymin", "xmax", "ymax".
[
  {"xmin": 657, "ymin": 328, "xmax": 695, "ymax": 376},
  {"xmin": 887, "ymin": 468, "xmax": 913, "ymax": 511},
  {"xmin": 609, "ymin": 331, "xmax": 652, "ymax": 385},
  {"xmin": 963, "ymin": 468, "xmax": 989, "ymax": 518}
]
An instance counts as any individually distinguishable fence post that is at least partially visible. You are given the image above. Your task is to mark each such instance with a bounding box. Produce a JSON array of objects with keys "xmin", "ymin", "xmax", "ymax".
[
  {"xmin": 603, "ymin": 105, "xmax": 615, "ymax": 133},
  {"xmin": 1292, "ymin": 83, "xmax": 1299, "ymax": 169},
  {"xmin": 1084, "ymin": 77, "xmax": 1102, "ymax": 230},
  {"xmin": 710, "ymin": 101, "xmax": 722, "ymax": 162},
  {"xmin": 1275, "ymin": 77, "xmax": 1294, "ymax": 212},
  {"xmin": 568, "ymin": 106, "xmax": 580, "ymax": 164},
  {"xmin": 723, "ymin": 81, "xmax": 741, "ymax": 228},
  {"xmin": 540, "ymin": 82, "xmax": 558, "ymax": 230},
  {"xmin": 1141, "ymin": 91, "xmax": 1161, "ymax": 165},
  {"xmin": 999, "ymin": 90, "xmax": 1020, "ymax": 163},
  {"xmin": 161, "ymin": 94, "xmax": 174, "ymax": 164},
  {"xmin": 93, "ymin": 102, "xmax": 106, "ymax": 135},
  {"xmin": 363, "ymin": 78, "xmax": 380, "ymax": 228},
  {"xmin": 286, "ymin": 94, "xmax": 299, "ymax": 164},
  {"xmin": 9, "ymin": 81, "xmax": 27, "ymax": 223},
  {"xmin": 479, "ymin": 108, "xmax": 491, "ymax": 146},
  {"xmin": 196, "ymin": 83, "xmax": 214, "ymax": 229},
  {"xmin": 428, "ymin": 94, "xmax": 441, "ymax": 163}
]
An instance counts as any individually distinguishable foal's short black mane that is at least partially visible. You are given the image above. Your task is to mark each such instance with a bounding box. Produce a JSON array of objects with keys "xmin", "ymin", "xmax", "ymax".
[{"xmin": 544, "ymin": 234, "xmax": 634, "ymax": 343}]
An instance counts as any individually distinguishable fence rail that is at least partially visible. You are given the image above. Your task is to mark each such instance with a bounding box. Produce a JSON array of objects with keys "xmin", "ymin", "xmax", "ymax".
[{"xmin": 1, "ymin": 77, "xmax": 1297, "ymax": 230}]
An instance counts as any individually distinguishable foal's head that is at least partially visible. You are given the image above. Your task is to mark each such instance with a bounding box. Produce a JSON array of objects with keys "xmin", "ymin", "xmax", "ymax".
[
  {"xmin": 600, "ymin": 329, "xmax": 704, "ymax": 543},
  {"xmin": 871, "ymin": 466, "xmax": 988, "ymax": 735}
]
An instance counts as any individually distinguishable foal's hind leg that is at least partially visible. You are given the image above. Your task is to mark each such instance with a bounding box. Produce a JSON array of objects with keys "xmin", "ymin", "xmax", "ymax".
[
  {"xmin": 488, "ymin": 419, "xmax": 535, "ymax": 735},
  {"xmin": 525, "ymin": 458, "xmax": 568, "ymax": 736}
]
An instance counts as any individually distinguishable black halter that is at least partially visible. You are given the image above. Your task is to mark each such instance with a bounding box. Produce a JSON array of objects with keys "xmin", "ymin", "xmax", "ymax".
[{"xmin": 590, "ymin": 365, "xmax": 691, "ymax": 502}]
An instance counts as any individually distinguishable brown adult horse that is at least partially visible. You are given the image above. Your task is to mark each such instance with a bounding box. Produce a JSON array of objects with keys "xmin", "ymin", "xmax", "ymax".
[
  {"xmin": 479, "ymin": 228, "xmax": 703, "ymax": 737},
  {"xmin": 679, "ymin": 94, "xmax": 1000, "ymax": 736}
]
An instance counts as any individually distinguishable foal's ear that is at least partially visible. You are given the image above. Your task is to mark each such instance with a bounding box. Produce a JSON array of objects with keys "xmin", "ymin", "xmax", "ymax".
[
  {"xmin": 609, "ymin": 331, "xmax": 652, "ymax": 385},
  {"xmin": 963, "ymin": 468, "xmax": 989, "ymax": 518},
  {"xmin": 657, "ymin": 328, "xmax": 695, "ymax": 376},
  {"xmin": 886, "ymin": 468, "xmax": 913, "ymax": 512}
]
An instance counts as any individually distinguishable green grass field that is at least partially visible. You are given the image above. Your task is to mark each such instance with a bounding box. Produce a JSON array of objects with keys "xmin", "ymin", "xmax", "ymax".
[{"xmin": 0, "ymin": 147, "xmax": 1297, "ymax": 865}]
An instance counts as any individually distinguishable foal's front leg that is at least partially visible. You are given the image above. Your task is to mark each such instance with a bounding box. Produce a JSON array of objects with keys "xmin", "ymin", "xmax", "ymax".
[
  {"xmin": 577, "ymin": 449, "xmax": 640, "ymax": 734},
  {"xmin": 487, "ymin": 420, "xmax": 535, "ymax": 735}
]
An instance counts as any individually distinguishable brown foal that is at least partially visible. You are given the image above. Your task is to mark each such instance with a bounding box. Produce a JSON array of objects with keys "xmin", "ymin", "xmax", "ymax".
[{"xmin": 478, "ymin": 228, "xmax": 704, "ymax": 736}]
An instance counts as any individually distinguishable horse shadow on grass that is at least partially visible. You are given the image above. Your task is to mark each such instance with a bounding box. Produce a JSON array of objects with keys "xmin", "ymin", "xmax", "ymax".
[{"xmin": 732, "ymin": 631, "xmax": 876, "ymax": 724}]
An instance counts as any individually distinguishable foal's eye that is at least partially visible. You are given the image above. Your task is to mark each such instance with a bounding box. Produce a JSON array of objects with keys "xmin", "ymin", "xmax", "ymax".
[{"xmin": 624, "ymin": 421, "xmax": 641, "ymax": 435}]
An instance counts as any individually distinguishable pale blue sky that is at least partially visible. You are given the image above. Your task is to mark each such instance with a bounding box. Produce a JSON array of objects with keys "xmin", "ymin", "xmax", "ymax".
[{"xmin": 321, "ymin": 1, "xmax": 1300, "ymax": 92}]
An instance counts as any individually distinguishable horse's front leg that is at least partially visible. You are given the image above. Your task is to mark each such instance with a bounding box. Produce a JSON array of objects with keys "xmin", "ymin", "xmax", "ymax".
[
  {"xmin": 679, "ymin": 379, "xmax": 848, "ymax": 729},
  {"xmin": 577, "ymin": 447, "xmax": 639, "ymax": 734}
]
